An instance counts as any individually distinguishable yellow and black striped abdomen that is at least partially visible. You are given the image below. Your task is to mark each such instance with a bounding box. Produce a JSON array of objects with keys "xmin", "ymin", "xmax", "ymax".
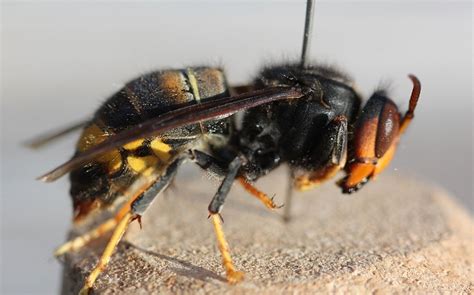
[{"xmin": 70, "ymin": 67, "xmax": 230, "ymax": 221}]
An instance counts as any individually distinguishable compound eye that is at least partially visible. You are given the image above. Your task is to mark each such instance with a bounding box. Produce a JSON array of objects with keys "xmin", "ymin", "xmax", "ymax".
[
  {"xmin": 353, "ymin": 93, "xmax": 400, "ymax": 162},
  {"xmin": 374, "ymin": 99, "xmax": 400, "ymax": 158}
]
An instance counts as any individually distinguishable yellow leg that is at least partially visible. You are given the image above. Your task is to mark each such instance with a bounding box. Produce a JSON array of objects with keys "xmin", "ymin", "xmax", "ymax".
[
  {"xmin": 56, "ymin": 179, "xmax": 154, "ymax": 256},
  {"xmin": 55, "ymin": 218, "xmax": 117, "ymax": 256},
  {"xmin": 238, "ymin": 177, "xmax": 282, "ymax": 210},
  {"xmin": 79, "ymin": 212, "xmax": 133, "ymax": 295},
  {"xmin": 210, "ymin": 214, "xmax": 244, "ymax": 284}
]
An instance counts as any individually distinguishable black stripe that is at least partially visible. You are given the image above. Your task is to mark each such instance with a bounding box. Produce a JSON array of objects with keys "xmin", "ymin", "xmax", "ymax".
[{"xmin": 96, "ymin": 89, "xmax": 143, "ymax": 132}]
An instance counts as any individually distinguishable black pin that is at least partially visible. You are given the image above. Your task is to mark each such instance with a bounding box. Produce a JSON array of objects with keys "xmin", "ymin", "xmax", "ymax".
[{"xmin": 300, "ymin": 0, "xmax": 315, "ymax": 68}]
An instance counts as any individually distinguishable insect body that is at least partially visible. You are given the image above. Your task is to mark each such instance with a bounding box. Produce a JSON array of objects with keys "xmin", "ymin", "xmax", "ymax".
[{"xmin": 30, "ymin": 0, "xmax": 421, "ymax": 293}]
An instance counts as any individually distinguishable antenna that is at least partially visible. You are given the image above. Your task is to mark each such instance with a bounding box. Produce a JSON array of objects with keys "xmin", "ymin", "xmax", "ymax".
[{"xmin": 300, "ymin": 0, "xmax": 315, "ymax": 68}]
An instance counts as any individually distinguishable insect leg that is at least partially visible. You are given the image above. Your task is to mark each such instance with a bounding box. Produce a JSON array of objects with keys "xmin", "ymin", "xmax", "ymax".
[
  {"xmin": 192, "ymin": 150, "xmax": 282, "ymax": 211},
  {"xmin": 210, "ymin": 214, "xmax": 245, "ymax": 284},
  {"xmin": 77, "ymin": 160, "xmax": 182, "ymax": 293},
  {"xmin": 55, "ymin": 185, "xmax": 151, "ymax": 256},
  {"xmin": 238, "ymin": 177, "xmax": 283, "ymax": 210},
  {"xmin": 190, "ymin": 149, "xmax": 227, "ymax": 179},
  {"xmin": 55, "ymin": 218, "xmax": 117, "ymax": 256},
  {"xmin": 55, "ymin": 195, "xmax": 144, "ymax": 256},
  {"xmin": 131, "ymin": 158, "xmax": 183, "ymax": 216},
  {"xmin": 79, "ymin": 212, "xmax": 133, "ymax": 295},
  {"xmin": 208, "ymin": 156, "xmax": 245, "ymax": 284},
  {"xmin": 55, "ymin": 160, "xmax": 181, "ymax": 256}
]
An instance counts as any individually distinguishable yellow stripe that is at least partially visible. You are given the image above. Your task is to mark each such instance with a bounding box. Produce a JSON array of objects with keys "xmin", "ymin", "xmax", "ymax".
[
  {"xmin": 127, "ymin": 156, "xmax": 159, "ymax": 175},
  {"xmin": 186, "ymin": 68, "xmax": 201, "ymax": 102},
  {"xmin": 150, "ymin": 138, "xmax": 172, "ymax": 162},
  {"xmin": 123, "ymin": 138, "xmax": 145, "ymax": 150},
  {"xmin": 187, "ymin": 67, "xmax": 206, "ymax": 134}
]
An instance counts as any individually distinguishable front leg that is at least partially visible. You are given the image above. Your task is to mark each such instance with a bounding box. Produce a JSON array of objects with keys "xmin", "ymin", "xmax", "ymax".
[
  {"xmin": 192, "ymin": 149, "xmax": 282, "ymax": 211},
  {"xmin": 77, "ymin": 160, "xmax": 183, "ymax": 294}
]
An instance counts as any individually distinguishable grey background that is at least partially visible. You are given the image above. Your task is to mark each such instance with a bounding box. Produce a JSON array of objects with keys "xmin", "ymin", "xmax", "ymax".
[{"xmin": 1, "ymin": 1, "xmax": 472, "ymax": 294}]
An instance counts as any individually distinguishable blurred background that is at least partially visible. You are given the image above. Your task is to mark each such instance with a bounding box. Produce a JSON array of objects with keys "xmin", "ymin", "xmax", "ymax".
[{"xmin": 2, "ymin": 1, "xmax": 472, "ymax": 294}]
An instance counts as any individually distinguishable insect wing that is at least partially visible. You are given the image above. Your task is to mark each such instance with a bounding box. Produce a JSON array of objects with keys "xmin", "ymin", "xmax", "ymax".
[
  {"xmin": 25, "ymin": 119, "xmax": 90, "ymax": 149},
  {"xmin": 39, "ymin": 87, "xmax": 304, "ymax": 182}
]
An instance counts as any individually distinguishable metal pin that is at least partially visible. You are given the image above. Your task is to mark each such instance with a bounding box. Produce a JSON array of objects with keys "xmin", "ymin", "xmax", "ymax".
[{"xmin": 300, "ymin": 0, "xmax": 315, "ymax": 68}]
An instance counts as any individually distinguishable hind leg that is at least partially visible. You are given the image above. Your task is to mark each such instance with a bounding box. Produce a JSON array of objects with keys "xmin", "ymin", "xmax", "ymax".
[
  {"xmin": 55, "ymin": 192, "xmax": 145, "ymax": 256},
  {"xmin": 56, "ymin": 160, "xmax": 182, "ymax": 256},
  {"xmin": 74, "ymin": 160, "xmax": 182, "ymax": 293},
  {"xmin": 55, "ymin": 218, "xmax": 117, "ymax": 256},
  {"xmin": 79, "ymin": 212, "xmax": 133, "ymax": 295}
]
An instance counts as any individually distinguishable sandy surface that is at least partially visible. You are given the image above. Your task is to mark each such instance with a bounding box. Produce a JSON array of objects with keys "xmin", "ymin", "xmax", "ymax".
[{"xmin": 60, "ymin": 171, "xmax": 473, "ymax": 294}]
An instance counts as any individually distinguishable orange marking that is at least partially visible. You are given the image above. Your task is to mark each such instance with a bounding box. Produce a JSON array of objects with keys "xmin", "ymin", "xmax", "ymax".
[
  {"xmin": 399, "ymin": 117, "xmax": 412, "ymax": 135},
  {"xmin": 344, "ymin": 138, "xmax": 399, "ymax": 189},
  {"xmin": 342, "ymin": 75, "xmax": 421, "ymax": 191},
  {"xmin": 343, "ymin": 162, "xmax": 375, "ymax": 189},
  {"xmin": 238, "ymin": 177, "xmax": 281, "ymax": 209},
  {"xmin": 354, "ymin": 118, "xmax": 378, "ymax": 160},
  {"xmin": 294, "ymin": 164, "xmax": 342, "ymax": 191},
  {"xmin": 76, "ymin": 123, "xmax": 122, "ymax": 174},
  {"xmin": 159, "ymin": 71, "xmax": 192, "ymax": 103},
  {"xmin": 77, "ymin": 124, "xmax": 108, "ymax": 152},
  {"xmin": 373, "ymin": 139, "xmax": 398, "ymax": 179},
  {"xmin": 343, "ymin": 115, "xmax": 386, "ymax": 190},
  {"xmin": 73, "ymin": 199, "xmax": 103, "ymax": 222}
]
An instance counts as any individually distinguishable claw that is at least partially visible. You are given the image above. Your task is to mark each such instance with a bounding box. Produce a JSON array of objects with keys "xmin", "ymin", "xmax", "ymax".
[
  {"xmin": 132, "ymin": 215, "xmax": 143, "ymax": 229},
  {"xmin": 238, "ymin": 177, "xmax": 283, "ymax": 211},
  {"xmin": 267, "ymin": 194, "xmax": 284, "ymax": 209},
  {"xmin": 227, "ymin": 270, "xmax": 245, "ymax": 284}
]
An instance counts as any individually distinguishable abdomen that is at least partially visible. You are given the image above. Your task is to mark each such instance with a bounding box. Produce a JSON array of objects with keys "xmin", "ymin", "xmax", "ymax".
[{"xmin": 70, "ymin": 67, "xmax": 230, "ymax": 221}]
